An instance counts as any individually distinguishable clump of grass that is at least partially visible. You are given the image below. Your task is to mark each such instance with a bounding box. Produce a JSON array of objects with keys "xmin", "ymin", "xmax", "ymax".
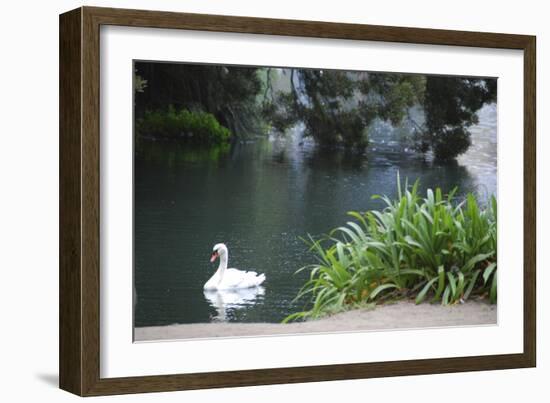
[
  {"xmin": 137, "ymin": 106, "xmax": 232, "ymax": 144},
  {"xmin": 284, "ymin": 175, "xmax": 497, "ymax": 323}
]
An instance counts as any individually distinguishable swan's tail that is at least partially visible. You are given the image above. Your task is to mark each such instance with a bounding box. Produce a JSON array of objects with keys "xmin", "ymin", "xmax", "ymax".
[{"xmin": 257, "ymin": 273, "xmax": 266, "ymax": 285}]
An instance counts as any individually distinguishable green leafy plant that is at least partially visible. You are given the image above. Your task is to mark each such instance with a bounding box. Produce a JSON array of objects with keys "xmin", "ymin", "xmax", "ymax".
[{"xmin": 284, "ymin": 175, "xmax": 497, "ymax": 322}]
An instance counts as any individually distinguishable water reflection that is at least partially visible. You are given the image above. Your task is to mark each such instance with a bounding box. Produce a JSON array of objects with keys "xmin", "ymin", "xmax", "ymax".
[
  {"xmin": 203, "ymin": 287, "xmax": 265, "ymax": 322},
  {"xmin": 136, "ymin": 140, "xmax": 231, "ymax": 166}
]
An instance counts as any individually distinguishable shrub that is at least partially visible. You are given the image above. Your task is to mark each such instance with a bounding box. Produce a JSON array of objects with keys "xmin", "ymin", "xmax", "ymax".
[
  {"xmin": 136, "ymin": 106, "xmax": 232, "ymax": 144},
  {"xmin": 284, "ymin": 176, "xmax": 497, "ymax": 322}
]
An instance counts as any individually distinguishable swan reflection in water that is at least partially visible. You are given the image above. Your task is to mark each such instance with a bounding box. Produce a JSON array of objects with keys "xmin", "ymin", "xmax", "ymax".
[{"xmin": 203, "ymin": 286, "xmax": 265, "ymax": 322}]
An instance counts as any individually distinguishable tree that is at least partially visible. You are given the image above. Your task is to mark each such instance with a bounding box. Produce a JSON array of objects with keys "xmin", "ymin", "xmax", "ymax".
[
  {"xmin": 265, "ymin": 69, "xmax": 496, "ymax": 160},
  {"xmin": 135, "ymin": 62, "xmax": 496, "ymax": 160},
  {"xmin": 264, "ymin": 69, "xmax": 422, "ymax": 150},
  {"xmin": 416, "ymin": 76, "xmax": 497, "ymax": 161},
  {"xmin": 134, "ymin": 63, "xmax": 265, "ymax": 138}
]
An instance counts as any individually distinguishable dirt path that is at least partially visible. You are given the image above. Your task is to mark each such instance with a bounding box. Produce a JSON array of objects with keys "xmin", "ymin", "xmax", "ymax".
[{"xmin": 134, "ymin": 300, "xmax": 497, "ymax": 342}]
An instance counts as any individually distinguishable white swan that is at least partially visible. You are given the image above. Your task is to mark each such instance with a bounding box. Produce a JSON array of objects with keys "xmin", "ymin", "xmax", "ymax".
[{"xmin": 204, "ymin": 243, "xmax": 266, "ymax": 290}]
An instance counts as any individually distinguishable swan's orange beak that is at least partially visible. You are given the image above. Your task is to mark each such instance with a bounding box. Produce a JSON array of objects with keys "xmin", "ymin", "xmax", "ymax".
[{"xmin": 210, "ymin": 251, "xmax": 218, "ymax": 263}]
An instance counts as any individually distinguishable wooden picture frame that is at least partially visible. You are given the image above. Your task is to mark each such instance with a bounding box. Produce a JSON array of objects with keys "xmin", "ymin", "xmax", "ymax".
[{"xmin": 59, "ymin": 6, "xmax": 536, "ymax": 396}]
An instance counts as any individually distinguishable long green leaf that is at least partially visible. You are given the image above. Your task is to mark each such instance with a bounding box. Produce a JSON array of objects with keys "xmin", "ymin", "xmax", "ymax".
[
  {"xmin": 464, "ymin": 269, "xmax": 481, "ymax": 300},
  {"xmin": 369, "ymin": 283, "xmax": 399, "ymax": 300},
  {"xmin": 416, "ymin": 277, "xmax": 438, "ymax": 304},
  {"xmin": 490, "ymin": 272, "xmax": 498, "ymax": 303},
  {"xmin": 483, "ymin": 262, "xmax": 497, "ymax": 284}
]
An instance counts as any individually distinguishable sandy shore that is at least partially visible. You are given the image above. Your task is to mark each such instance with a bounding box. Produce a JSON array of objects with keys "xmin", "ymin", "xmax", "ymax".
[{"xmin": 134, "ymin": 300, "xmax": 496, "ymax": 341}]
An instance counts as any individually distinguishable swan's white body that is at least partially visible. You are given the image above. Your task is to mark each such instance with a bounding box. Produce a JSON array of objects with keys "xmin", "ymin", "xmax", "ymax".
[{"xmin": 204, "ymin": 243, "xmax": 266, "ymax": 290}]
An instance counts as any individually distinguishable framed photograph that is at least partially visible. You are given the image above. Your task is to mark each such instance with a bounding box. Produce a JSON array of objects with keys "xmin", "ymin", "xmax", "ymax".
[{"xmin": 59, "ymin": 6, "xmax": 536, "ymax": 396}]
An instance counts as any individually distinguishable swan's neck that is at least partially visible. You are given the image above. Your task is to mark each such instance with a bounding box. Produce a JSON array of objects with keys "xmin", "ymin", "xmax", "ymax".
[{"xmin": 217, "ymin": 253, "xmax": 228, "ymax": 276}]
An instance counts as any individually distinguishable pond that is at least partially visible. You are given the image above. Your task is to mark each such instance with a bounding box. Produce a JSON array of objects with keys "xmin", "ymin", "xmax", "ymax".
[{"xmin": 134, "ymin": 104, "xmax": 497, "ymax": 327}]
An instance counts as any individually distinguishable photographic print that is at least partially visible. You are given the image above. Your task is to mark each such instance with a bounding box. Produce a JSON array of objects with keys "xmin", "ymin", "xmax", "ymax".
[{"xmin": 133, "ymin": 61, "xmax": 497, "ymax": 342}]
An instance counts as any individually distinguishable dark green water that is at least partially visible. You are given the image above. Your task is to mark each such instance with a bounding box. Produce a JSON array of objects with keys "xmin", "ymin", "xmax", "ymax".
[{"xmin": 134, "ymin": 105, "xmax": 497, "ymax": 327}]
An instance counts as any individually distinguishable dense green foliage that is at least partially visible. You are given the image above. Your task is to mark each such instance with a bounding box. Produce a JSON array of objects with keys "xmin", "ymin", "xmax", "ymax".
[
  {"xmin": 134, "ymin": 63, "xmax": 265, "ymax": 138},
  {"xmin": 418, "ymin": 77, "xmax": 497, "ymax": 161},
  {"xmin": 135, "ymin": 62, "xmax": 496, "ymax": 160},
  {"xmin": 284, "ymin": 177, "xmax": 497, "ymax": 322},
  {"xmin": 136, "ymin": 107, "xmax": 231, "ymax": 145},
  {"xmin": 264, "ymin": 70, "xmax": 496, "ymax": 159},
  {"xmin": 264, "ymin": 70, "xmax": 423, "ymax": 149}
]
